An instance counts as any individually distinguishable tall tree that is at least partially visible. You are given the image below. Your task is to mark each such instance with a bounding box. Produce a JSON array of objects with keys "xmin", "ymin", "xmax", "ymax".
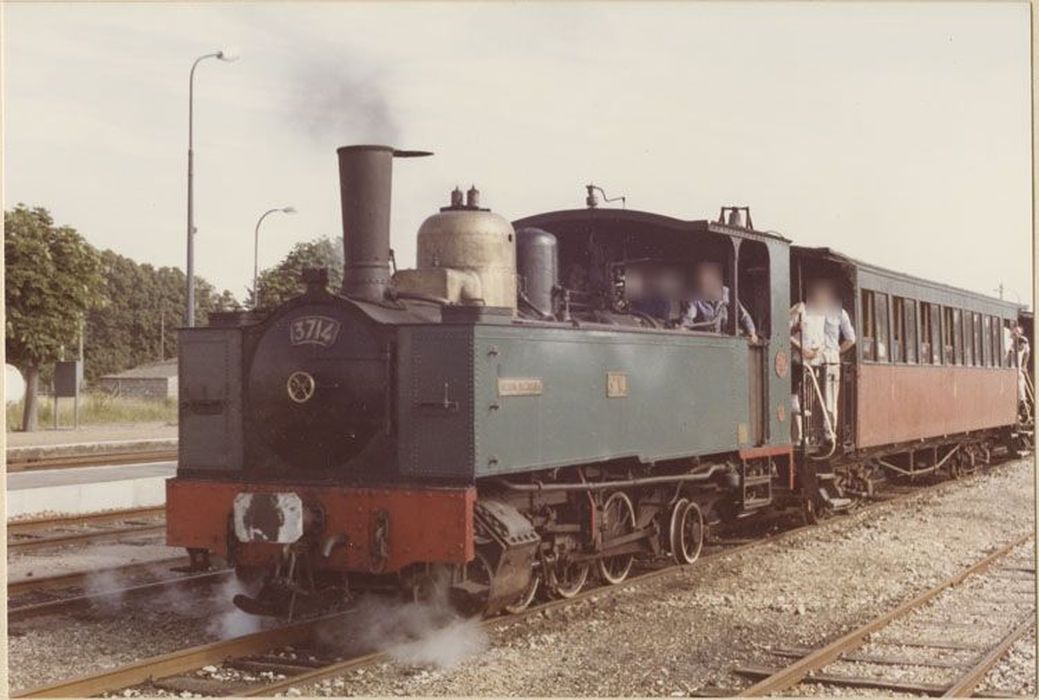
[
  {"xmin": 5, "ymin": 205, "xmax": 104, "ymax": 430},
  {"xmin": 84, "ymin": 250, "xmax": 239, "ymax": 380},
  {"xmin": 252, "ymin": 237, "xmax": 344, "ymax": 308}
]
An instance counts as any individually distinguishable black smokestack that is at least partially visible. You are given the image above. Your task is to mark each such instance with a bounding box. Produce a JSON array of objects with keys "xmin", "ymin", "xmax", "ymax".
[
  {"xmin": 337, "ymin": 145, "xmax": 394, "ymax": 301},
  {"xmin": 336, "ymin": 146, "xmax": 433, "ymax": 302}
]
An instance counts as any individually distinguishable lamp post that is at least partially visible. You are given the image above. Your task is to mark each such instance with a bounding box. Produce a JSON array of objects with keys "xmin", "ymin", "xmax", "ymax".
[
  {"xmin": 186, "ymin": 49, "xmax": 238, "ymax": 327},
  {"xmin": 253, "ymin": 206, "xmax": 297, "ymax": 308}
]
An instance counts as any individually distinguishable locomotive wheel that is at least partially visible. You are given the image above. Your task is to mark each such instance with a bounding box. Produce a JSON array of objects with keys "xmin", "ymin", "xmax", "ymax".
[
  {"xmin": 597, "ymin": 491, "xmax": 636, "ymax": 585},
  {"xmin": 672, "ymin": 500, "xmax": 704, "ymax": 565},
  {"xmin": 667, "ymin": 498, "xmax": 690, "ymax": 564},
  {"xmin": 504, "ymin": 573, "xmax": 540, "ymax": 614},
  {"xmin": 548, "ymin": 560, "xmax": 589, "ymax": 599}
]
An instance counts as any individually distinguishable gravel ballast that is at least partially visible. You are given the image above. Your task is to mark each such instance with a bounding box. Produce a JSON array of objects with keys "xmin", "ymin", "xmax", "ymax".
[
  {"xmin": 7, "ymin": 458, "xmax": 1035, "ymax": 696},
  {"xmin": 295, "ymin": 458, "xmax": 1036, "ymax": 697}
]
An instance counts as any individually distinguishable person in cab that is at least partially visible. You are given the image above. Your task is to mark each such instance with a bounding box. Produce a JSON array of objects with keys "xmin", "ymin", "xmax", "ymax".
[{"xmin": 680, "ymin": 261, "xmax": 758, "ymax": 342}]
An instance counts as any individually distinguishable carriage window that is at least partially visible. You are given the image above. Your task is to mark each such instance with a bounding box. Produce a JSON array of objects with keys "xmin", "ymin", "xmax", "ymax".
[
  {"xmin": 982, "ymin": 315, "xmax": 992, "ymax": 366},
  {"xmin": 974, "ymin": 313, "xmax": 984, "ymax": 366},
  {"xmin": 892, "ymin": 297, "xmax": 905, "ymax": 363},
  {"xmin": 1003, "ymin": 319, "xmax": 1016, "ymax": 367},
  {"xmin": 992, "ymin": 317, "xmax": 1003, "ymax": 367},
  {"xmin": 930, "ymin": 304, "xmax": 943, "ymax": 364},
  {"xmin": 963, "ymin": 311, "xmax": 975, "ymax": 366},
  {"xmin": 960, "ymin": 311, "xmax": 968, "ymax": 365},
  {"xmin": 860, "ymin": 290, "xmax": 875, "ymax": 360},
  {"xmin": 942, "ymin": 307, "xmax": 959, "ymax": 365},
  {"xmin": 875, "ymin": 293, "xmax": 890, "ymax": 362},
  {"xmin": 904, "ymin": 299, "xmax": 918, "ymax": 364},
  {"xmin": 953, "ymin": 309, "xmax": 962, "ymax": 365},
  {"xmin": 920, "ymin": 302, "xmax": 934, "ymax": 364}
]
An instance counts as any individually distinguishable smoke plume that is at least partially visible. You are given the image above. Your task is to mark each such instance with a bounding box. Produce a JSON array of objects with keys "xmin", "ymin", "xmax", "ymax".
[{"xmin": 286, "ymin": 56, "xmax": 401, "ymax": 146}]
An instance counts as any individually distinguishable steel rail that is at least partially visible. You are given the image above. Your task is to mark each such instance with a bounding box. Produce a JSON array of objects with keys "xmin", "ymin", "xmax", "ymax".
[
  {"xmin": 12, "ymin": 457, "xmax": 1025, "ymax": 698},
  {"xmin": 11, "ymin": 525, "xmax": 815, "ymax": 698},
  {"xmin": 8, "ymin": 557, "xmax": 188, "ymax": 597},
  {"xmin": 8, "ymin": 506, "xmax": 165, "ymax": 534},
  {"xmin": 244, "ymin": 467, "xmax": 1006, "ymax": 698},
  {"xmin": 941, "ymin": 610, "xmax": 1037, "ymax": 697},
  {"xmin": 8, "ymin": 523, "xmax": 166, "ymax": 552},
  {"xmin": 13, "ymin": 612, "xmax": 351, "ymax": 698},
  {"xmin": 6, "ymin": 449, "xmax": 177, "ymax": 472},
  {"xmin": 9, "ymin": 568, "xmax": 231, "ymax": 623},
  {"xmin": 738, "ymin": 530, "xmax": 1034, "ymax": 696}
]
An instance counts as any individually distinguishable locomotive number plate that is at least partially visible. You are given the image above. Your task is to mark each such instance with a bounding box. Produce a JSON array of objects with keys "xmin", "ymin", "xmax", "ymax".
[
  {"xmin": 606, "ymin": 371, "xmax": 628, "ymax": 398},
  {"xmin": 233, "ymin": 492, "xmax": 303, "ymax": 544},
  {"xmin": 289, "ymin": 315, "xmax": 341, "ymax": 348}
]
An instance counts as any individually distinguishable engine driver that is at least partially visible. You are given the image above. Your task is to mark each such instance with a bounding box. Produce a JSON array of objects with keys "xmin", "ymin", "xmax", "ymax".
[{"xmin": 680, "ymin": 261, "xmax": 758, "ymax": 342}]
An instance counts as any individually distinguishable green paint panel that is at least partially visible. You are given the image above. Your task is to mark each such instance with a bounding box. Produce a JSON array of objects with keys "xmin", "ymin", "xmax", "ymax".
[{"xmin": 472, "ymin": 326, "xmax": 750, "ymax": 477}]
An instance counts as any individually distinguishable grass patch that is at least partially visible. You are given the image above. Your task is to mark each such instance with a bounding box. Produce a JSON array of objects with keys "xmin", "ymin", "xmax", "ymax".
[{"xmin": 6, "ymin": 392, "xmax": 178, "ymax": 430}]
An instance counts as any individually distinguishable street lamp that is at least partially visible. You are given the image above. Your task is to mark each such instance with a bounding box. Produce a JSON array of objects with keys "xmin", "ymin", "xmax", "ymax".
[
  {"xmin": 186, "ymin": 49, "xmax": 238, "ymax": 327},
  {"xmin": 253, "ymin": 206, "xmax": 297, "ymax": 308}
]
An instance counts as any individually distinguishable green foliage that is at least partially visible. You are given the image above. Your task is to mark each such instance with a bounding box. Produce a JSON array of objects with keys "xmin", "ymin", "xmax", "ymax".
[
  {"xmin": 5, "ymin": 204, "xmax": 241, "ymax": 388},
  {"xmin": 252, "ymin": 237, "xmax": 344, "ymax": 309},
  {"xmin": 6, "ymin": 392, "xmax": 177, "ymax": 430},
  {"xmin": 5, "ymin": 205, "xmax": 105, "ymax": 369},
  {"xmin": 84, "ymin": 250, "xmax": 239, "ymax": 381}
]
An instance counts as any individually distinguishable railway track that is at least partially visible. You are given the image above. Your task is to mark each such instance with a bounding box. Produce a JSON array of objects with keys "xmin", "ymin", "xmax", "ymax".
[
  {"xmin": 8, "ymin": 507, "xmax": 166, "ymax": 553},
  {"xmin": 10, "ymin": 456, "xmax": 1030, "ymax": 693},
  {"xmin": 11, "ymin": 459, "xmax": 1028, "ymax": 697},
  {"xmin": 13, "ymin": 529, "xmax": 811, "ymax": 697},
  {"xmin": 734, "ymin": 532, "xmax": 1035, "ymax": 696},
  {"xmin": 8, "ymin": 560, "xmax": 231, "ymax": 623},
  {"xmin": 6, "ymin": 449, "xmax": 177, "ymax": 472}
]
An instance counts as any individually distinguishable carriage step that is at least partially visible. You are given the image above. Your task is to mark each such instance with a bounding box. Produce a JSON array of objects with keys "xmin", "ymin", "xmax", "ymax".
[{"xmin": 825, "ymin": 496, "xmax": 852, "ymax": 510}]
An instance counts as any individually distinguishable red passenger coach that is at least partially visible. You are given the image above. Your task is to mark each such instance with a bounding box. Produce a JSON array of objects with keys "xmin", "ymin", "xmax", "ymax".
[
  {"xmin": 791, "ymin": 247, "xmax": 1029, "ymax": 506},
  {"xmin": 856, "ymin": 364, "xmax": 1017, "ymax": 448}
]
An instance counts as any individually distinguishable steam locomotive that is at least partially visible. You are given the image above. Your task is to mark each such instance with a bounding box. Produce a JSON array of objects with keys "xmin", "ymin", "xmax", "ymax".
[{"xmin": 168, "ymin": 144, "xmax": 1032, "ymax": 618}]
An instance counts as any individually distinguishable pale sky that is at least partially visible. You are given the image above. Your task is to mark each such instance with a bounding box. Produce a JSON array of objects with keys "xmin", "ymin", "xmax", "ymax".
[{"xmin": 3, "ymin": 2, "xmax": 1032, "ymax": 306}]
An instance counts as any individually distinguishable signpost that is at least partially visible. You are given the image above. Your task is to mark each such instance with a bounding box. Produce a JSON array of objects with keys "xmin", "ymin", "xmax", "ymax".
[{"xmin": 53, "ymin": 360, "xmax": 83, "ymax": 429}]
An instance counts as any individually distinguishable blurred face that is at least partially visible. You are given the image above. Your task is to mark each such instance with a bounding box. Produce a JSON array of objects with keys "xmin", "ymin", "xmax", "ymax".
[
  {"xmin": 807, "ymin": 280, "xmax": 838, "ymax": 311},
  {"xmin": 693, "ymin": 263, "xmax": 723, "ymax": 300}
]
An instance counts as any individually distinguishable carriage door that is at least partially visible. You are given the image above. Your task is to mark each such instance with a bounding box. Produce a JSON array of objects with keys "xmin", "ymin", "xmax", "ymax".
[{"xmin": 738, "ymin": 239, "xmax": 771, "ymax": 446}]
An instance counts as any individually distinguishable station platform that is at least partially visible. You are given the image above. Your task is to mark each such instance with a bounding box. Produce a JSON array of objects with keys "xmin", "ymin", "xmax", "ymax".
[
  {"xmin": 5, "ymin": 421, "xmax": 177, "ymax": 449},
  {"xmin": 6, "ymin": 461, "xmax": 176, "ymax": 520}
]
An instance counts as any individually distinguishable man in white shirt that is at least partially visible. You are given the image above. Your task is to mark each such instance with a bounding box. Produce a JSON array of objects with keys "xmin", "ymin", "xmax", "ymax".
[{"xmin": 790, "ymin": 278, "xmax": 856, "ymax": 444}]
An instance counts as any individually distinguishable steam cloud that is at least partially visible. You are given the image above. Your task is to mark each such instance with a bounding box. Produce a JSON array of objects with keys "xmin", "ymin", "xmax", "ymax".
[
  {"xmin": 205, "ymin": 575, "xmax": 265, "ymax": 640},
  {"xmin": 286, "ymin": 56, "xmax": 401, "ymax": 146},
  {"xmin": 317, "ymin": 592, "xmax": 488, "ymax": 670}
]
